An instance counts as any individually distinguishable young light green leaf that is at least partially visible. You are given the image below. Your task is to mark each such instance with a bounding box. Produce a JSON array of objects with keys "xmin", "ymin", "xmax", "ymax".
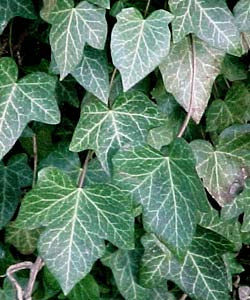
[
  {"xmin": 0, "ymin": 154, "xmax": 32, "ymax": 229},
  {"xmin": 169, "ymin": 0, "xmax": 242, "ymax": 56},
  {"xmin": 113, "ymin": 139, "xmax": 209, "ymax": 258},
  {"xmin": 141, "ymin": 227, "xmax": 232, "ymax": 300},
  {"xmin": 233, "ymin": 0, "xmax": 250, "ymax": 32},
  {"xmin": 71, "ymin": 46, "xmax": 109, "ymax": 104},
  {"xmin": 87, "ymin": 0, "xmax": 110, "ymax": 9},
  {"xmin": 5, "ymin": 222, "xmax": 41, "ymax": 255},
  {"xmin": 0, "ymin": 0, "xmax": 35, "ymax": 34},
  {"xmin": 67, "ymin": 274, "xmax": 100, "ymax": 300},
  {"xmin": 206, "ymin": 83, "xmax": 250, "ymax": 133},
  {"xmin": 111, "ymin": 8, "xmax": 173, "ymax": 91},
  {"xmin": 70, "ymin": 91, "xmax": 164, "ymax": 174},
  {"xmin": 222, "ymin": 179, "xmax": 250, "ymax": 233},
  {"xmin": 41, "ymin": 0, "xmax": 107, "ymax": 79},
  {"xmin": 0, "ymin": 58, "xmax": 60, "ymax": 159},
  {"xmin": 16, "ymin": 167, "xmax": 134, "ymax": 294},
  {"xmin": 160, "ymin": 35, "xmax": 224, "ymax": 123},
  {"xmin": 191, "ymin": 133, "xmax": 250, "ymax": 206},
  {"xmin": 102, "ymin": 248, "xmax": 169, "ymax": 300}
]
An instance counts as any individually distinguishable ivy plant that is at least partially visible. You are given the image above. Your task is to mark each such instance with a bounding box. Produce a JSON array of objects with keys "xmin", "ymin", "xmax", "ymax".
[{"xmin": 0, "ymin": 0, "xmax": 250, "ymax": 299}]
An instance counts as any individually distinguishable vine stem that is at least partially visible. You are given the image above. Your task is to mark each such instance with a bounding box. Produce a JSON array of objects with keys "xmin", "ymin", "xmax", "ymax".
[
  {"xmin": 32, "ymin": 134, "xmax": 38, "ymax": 188},
  {"xmin": 144, "ymin": 0, "xmax": 151, "ymax": 17},
  {"xmin": 9, "ymin": 20, "xmax": 14, "ymax": 58},
  {"xmin": 78, "ymin": 151, "xmax": 93, "ymax": 188},
  {"xmin": 179, "ymin": 294, "xmax": 188, "ymax": 300},
  {"xmin": 177, "ymin": 35, "xmax": 195, "ymax": 138}
]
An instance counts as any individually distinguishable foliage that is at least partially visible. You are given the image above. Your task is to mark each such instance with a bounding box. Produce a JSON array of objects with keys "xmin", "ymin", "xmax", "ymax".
[{"xmin": 0, "ymin": 0, "xmax": 250, "ymax": 299}]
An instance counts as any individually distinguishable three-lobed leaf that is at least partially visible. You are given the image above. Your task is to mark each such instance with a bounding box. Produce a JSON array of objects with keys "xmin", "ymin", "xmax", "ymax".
[
  {"xmin": 112, "ymin": 139, "xmax": 209, "ymax": 258},
  {"xmin": 70, "ymin": 91, "xmax": 165, "ymax": 174},
  {"xmin": 41, "ymin": 0, "xmax": 107, "ymax": 80},
  {"xmin": 16, "ymin": 167, "xmax": 134, "ymax": 294},
  {"xmin": 111, "ymin": 8, "xmax": 173, "ymax": 91}
]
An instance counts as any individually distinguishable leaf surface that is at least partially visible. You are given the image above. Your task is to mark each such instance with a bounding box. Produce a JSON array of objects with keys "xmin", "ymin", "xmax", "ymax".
[
  {"xmin": 111, "ymin": 8, "xmax": 173, "ymax": 91},
  {"xmin": 87, "ymin": 0, "xmax": 110, "ymax": 9},
  {"xmin": 160, "ymin": 35, "xmax": 224, "ymax": 123},
  {"xmin": 16, "ymin": 167, "xmax": 134, "ymax": 294},
  {"xmin": 0, "ymin": 58, "xmax": 60, "ymax": 159},
  {"xmin": 70, "ymin": 91, "xmax": 164, "ymax": 174},
  {"xmin": 233, "ymin": 0, "xmax": 250, "ymax": 32},
  {"xmin": 113, "ymin": 139, "xmax": 208, "ymax": 257},
  {"xmin": 169, "ymin": 0, "xmax": 242, "ymax": 56}
]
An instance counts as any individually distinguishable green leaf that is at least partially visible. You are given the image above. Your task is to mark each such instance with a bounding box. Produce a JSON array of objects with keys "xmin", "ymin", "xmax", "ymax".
[
  {"xmin": 0, "ymin": 58, "xmax": 60, "ymax": 159},
  {"xmin": 140, "ymin": 227, "xmax": 233, "ymax": 300},
  {"xmin": 233, "ymin": 0, "xmax": 250, "ymax": 32},
  {"xmin": 41, "ymin": 0, "xmax": 107, "ymax": 79},
  {"xmin": 206, "ymin": 83, "xmax": 250, "ymax": 133},
  {"xmin": 221, "ymin": 55, "xmax": 248, "ymax": 81},
  {"xmin": 169, "ymin": 0, "xmax": 242, "ymax": 56},
  {"xmin": 102, "ymin": 248, "xmax": 169, "ymax": 300},
  {"xmin": 70, "ymin": 91, "xmax": 164, "ymax": 174},
  {"xmin": 5, "ymin": 222, "xmax": 41, "ymax": 255},
  {"xmin": 0, "ymin": 154, "xmax": 32, "ymax": 229},
  {"xmin": 222, "ymin": 179, "xmax": 250, "ymax": 233},
  {"xmin": 111, "ymin": 8, "xmax": 173, "ymax": 91},
  {"xmin": 112, "ymin": 139, "xmax": 208, "ymax": 257},
  {"xmin": 0, "ymin": 0, "xmax": 35, "ymax": 34},
  {"xmin": 68, "ymin": 274, "xmax": 100, "ymax": 300},
  {"xmin": 160, "ymin": 35, "xmax": 224, "ymax": 123},
  {"xmin": 71, "ymin": 46, "xmax": 109, "ymax": 104},
  {"xmin": 87, "ymin": 0, "xmax": 110, "ymax": 9},
  {"xmin": 16, "ymin": 167, "xmax": 134, "ymax": 294},
  {"xmin": 191, "ymin": 134, "xmax": 250, "ymax": 206},
  {"xmin": 56, "ymin": 77, "xmax": 80, "ymax": 108}
]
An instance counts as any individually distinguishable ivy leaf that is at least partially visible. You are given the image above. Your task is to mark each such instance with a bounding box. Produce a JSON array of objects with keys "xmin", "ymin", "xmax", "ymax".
[
  {"xmin": 169, "ymin": 0, "xmax": 242, "ymax": 56},
  {"xmin": 112, "ymin": 139, "xmax": 208, "ymax": 258},
  {"xmin": 233, "ymin": 0, "xmax": 250, "ymax": 32},
  {"xmin": 5, "ymin": 222, "xmax": 41, "ymax": 255},
  {"xmin": 87, "ymin": 0, "xmax": 110, "ymax": 9},
  {"xmin": 111, "ymin": 8, "xmax": 173, "ymax": 91},
  {"xmin": 160, "ymin": 35, "xmax": 224, "ymax": 123},
  {"xmin": 41, "ymin": 0, "xmax": 107, "ymax": 80},
  {"xmin": 140, "ymin": 227, "xmax": 233, "ymax": 300},
  {"xmin": 16, "ymin": 167, "xmax": 134, "ymax": 294},
  {"xmin": 102, "ymin": 248, "xmax": 169, "ymax": 300},
  {"xmin": 0, "ymin": 0, "xmax": 36, "ymax": 34},
  {"xmin": 191, "ymin": 133, "xmax": 250, "ymax": 206},
  {"xmin": 206, "ymin": 83, "xmax": 250, "ymax": 133},
  {"xmin": 222, "ymin": 179, "xmax": 250, "ymax": 233},
  {"xmin": 0, "ymin": 154, "xmax": 32, "ymax": 229},
  {"xmin": 0, "ymin": 58, "xmax": 60, "ymax": 159},
  {"xmin": 72, "ymin": 46, "xmax": 109, "ymax": 104},
  {"xmin": 70, "ymin": 91, "xmax": 164, "ymax": 174},
  {"xmin": 221, "ymin": 55, "xmax": 248, "ymax": 81},
  {"xmin": 67, "ymin": 274, "xmax": 100, "ymax": 300}
]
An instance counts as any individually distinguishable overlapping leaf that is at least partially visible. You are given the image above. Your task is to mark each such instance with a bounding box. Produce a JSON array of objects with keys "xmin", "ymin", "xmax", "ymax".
[
  {"xmin": 70, "ymin": 91, "xmax": 164, "ymax": 174},
  {"xmin": 41, "ymin": 0, "xmax": 107, "ymax": 79},
  {"xmin": 234, "ymin": 0, "xmax": 250, "ymax": 32},
  {"xmin": 140, "ymin": 227, "xmax": 233, "ymax": 300},
  {"xmin": 169, "ymin": 0, "xmax": 242, "ymax": 56},
  {"xmin": 88, "ymin": 0, "xmax": 110, "ymax": 9},
  {"xmin": 206, "ymin": 83, "xmax": 250, "ymax": 132},
  {"xmin": 0, "ymin": 0, "xmax": 35, "ymax": 34},
  {"xmin": 111, "ymin": 8, "xmax": 173, "ymax": 91},
  {"xmin": 222, "ymin": 179, "xmax": 250, "ymax": 232},
  {"xmin": 191, "ymin": 132, "xmax": 250, "ymax": 206},
  {"xmin": 102, "ymin": 248, "xmax": 169, "ymax": 300},
  {"xmin": 0, "ymin": 154, "xmax": 32, "ymax": 229},
  {"xmin": 5, "ymin": 222, "xmax": 41, "ymax": 255},
  {"xmin": 16, "ymin": 167, "xmax": 134, "ymax": 294},
  {"xmin": 112, "ymin": 139, "xmax": 208, "ymax": 257},
  {"xmin": 72, "ymin": 46, "xmax": 109, "ymax": 104},
  {"xmin": 0, "ymin": 58, "xmax": 60, "ymax": 159},
  {"xmin": 160, "ymin": 35, "xmax": 224, "ymax": 123}
]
